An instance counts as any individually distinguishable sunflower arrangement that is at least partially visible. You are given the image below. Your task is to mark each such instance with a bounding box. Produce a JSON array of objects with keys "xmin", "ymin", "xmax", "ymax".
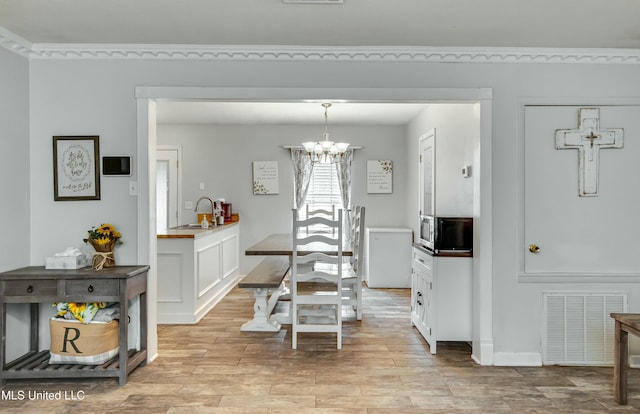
[
  {"xmin": 84, "ymin": 223, "xmax": 123, "ymax": 246},
  {"xmin": 84, "ymin": 223, "xmax": 123, "ymax": 269}
]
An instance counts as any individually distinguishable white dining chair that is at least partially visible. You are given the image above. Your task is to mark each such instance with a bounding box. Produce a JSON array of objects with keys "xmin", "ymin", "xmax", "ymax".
[
  {"xmin": 343, "ymin": 205, "xmax": 365, "ymax": 320},
  {"xmin": 305, "ymin": 204, "xmax": 336, "ymax": 235},
  {"xmin": 291, "ymin": 208, "xmax": 343, "ymax": 349},
  {"xmin": 314, "ymin": 205, "xmax": 365, "ymax": 320}
]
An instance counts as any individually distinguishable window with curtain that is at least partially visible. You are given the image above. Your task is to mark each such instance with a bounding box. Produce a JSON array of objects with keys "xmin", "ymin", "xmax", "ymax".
[{"xmin": 291, "ymin": 147, "xmax": 353, "ymax": 234}]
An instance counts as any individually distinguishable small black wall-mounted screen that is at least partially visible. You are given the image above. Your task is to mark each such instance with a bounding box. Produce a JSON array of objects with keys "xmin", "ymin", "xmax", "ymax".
[{"xmin": 102, "ymin": 156, "xmax": 131, "ymax": 176}]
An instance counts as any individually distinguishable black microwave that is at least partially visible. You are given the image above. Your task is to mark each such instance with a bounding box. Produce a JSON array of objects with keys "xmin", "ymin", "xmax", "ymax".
[{"xmin": 420, "ymin": 215, "xmax": 473, "ymax": 255}]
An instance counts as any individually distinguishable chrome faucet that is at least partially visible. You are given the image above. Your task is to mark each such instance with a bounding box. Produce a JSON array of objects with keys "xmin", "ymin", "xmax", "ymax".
[{"xmin": 194, "ymin": 196, "xmax": 216, "ymax": 226}]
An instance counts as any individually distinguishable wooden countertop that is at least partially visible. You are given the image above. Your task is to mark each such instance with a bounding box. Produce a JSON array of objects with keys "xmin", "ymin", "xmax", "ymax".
[
  {"xmin": 413, "ymin": 243, "xmax": 473, "ymax": 258},
  {"xmin": 157, "ymin": 222, "xmax": 239, "ymax": 239}
]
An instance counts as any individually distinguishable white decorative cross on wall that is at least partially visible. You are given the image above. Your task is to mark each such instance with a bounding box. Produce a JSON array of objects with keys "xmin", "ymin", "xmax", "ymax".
[{"xmin": 555, "ymin": 108, "xmax": 624, "ymax": 197}]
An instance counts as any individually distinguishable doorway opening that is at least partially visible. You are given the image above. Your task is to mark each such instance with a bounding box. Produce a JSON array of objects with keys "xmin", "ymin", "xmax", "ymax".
[
  {"xmin": 156, "ymin": 145, "xmax": 181, "ymax": 232},
  {"xmin": 136, "ymin": 87, "xmax": 493, "ymax": 366}
]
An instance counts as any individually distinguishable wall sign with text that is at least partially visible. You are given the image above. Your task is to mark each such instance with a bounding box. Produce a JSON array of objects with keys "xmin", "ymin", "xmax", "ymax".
[
  {"xmin": 367, "ymin": 159, "xmax": 393, "ymax": 194},
  {"xmin": 53, "ymin": 135, "xmax": 101, "ymax": 201},
  {"xmin": 253, "ymin": 161, "xmax": 279, "ymax": 194}
]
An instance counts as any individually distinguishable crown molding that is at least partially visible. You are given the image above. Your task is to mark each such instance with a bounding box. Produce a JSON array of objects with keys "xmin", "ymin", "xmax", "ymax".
[
  {"xmin": 0, "ymin": 27, "xmax": 32, "ymax": 57},
  {"xmin": 1, "ymin": 32, "xmax": 639, "ymax": 64}
]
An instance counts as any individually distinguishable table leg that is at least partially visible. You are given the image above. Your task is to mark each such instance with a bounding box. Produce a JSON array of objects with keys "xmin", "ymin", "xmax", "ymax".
[
  {"xmin": 119, "ymin": 280, "xmax": 129, "ymax": 386},
  {"xmin": 241, "ymin": 288, "xmax": 282, "ymax": 332},
  {"xmin": 30, "ymin": 303, "xmax": 39, "ymax": 352},
  {"xmin": 0, "ymin": 302, "xmax": 5, "ymax": 386},
  {"xmin": 613, "ymin": 320, "xmax": 628, "ymax": 404},
  {"xmin": 140, "ymin": 290, "xmax": 148, "ymax": 367}
]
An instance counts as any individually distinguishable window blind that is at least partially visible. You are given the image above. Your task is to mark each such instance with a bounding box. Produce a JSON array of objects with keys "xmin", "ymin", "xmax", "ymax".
[{"xmin": 304, "ymin": 162, "xmax": 341, "ymax": 213}]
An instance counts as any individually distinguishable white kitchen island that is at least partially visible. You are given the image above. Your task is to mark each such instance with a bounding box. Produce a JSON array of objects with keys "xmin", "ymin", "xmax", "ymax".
[{"xmin": 157, "ymin": 222, "xmax": 240, "ymax": 324}]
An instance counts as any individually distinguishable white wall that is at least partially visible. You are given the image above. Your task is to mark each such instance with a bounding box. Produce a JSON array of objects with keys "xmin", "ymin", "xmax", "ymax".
[
  {"xmin": 429, "ymin": 104, "xmax": 478, "ymax": 216},
  {"xmin": 0, "ymin": 47, "xmax": 30, "ymax": 271},
  {"xmin": 0, "ymin": 47, "xmax": 31, "ymax": 361},
  {"xmin": 24, "ymin": 56, "xmax": 640, "ymax": 363},
  {"xmin": 157, "ymin": 123, "xmax": 408, "ymax": 273},
  {"xmin": 406, "ymin": 103, "xmax": 479, "ymax": 234},
  {"xmin": 28, "ymin": 60, "xmax": 142, "ymax": 265}
]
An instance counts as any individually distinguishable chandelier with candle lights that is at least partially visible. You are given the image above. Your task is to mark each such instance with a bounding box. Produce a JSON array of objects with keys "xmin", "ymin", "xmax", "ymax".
[{"xmin": 302, "ymin": 103, "xmax": 349, "ymax": 163}]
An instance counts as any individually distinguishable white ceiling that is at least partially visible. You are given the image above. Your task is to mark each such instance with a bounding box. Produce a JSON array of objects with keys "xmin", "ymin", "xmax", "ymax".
[
  {"xmin": 2, "ymin": 0, "xmax": 637, "ymax": 125},
  {"xmin": 156, "ymin": 101, "xmax": 433, "ymax": 125},
  {"xmin": 1, "ymin": 0, "xmax": 639, "ymax": 49}
]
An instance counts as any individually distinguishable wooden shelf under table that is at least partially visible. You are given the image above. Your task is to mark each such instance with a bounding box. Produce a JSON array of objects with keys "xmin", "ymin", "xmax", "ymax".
[{"xmin": 3, "ymin": 349, "xmax": 147, "ymax": 380}]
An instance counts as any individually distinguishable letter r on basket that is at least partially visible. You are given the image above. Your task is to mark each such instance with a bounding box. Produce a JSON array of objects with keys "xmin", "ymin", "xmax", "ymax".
[{"xmin": 62, "ymin": 327, "xmax": 82, "ymax": 353}]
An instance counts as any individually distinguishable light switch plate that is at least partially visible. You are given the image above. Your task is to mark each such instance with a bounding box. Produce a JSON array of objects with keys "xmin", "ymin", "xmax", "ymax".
[
  {"xmin": 128, "ymin": 181, "xmax": 138, "ymax": 196},
  {"xmin": 185, "ymin": 201, "xmax": 193, "ymax": 209}
]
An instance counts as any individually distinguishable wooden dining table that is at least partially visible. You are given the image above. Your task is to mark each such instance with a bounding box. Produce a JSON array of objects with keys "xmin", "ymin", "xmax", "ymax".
[
  {"xmin": 241, "ymin": 233, "xmax": 352, "ymax": 331},
  {"xmin": 245, "ymin": 233, "xmax": 353, "ymax": 258}
]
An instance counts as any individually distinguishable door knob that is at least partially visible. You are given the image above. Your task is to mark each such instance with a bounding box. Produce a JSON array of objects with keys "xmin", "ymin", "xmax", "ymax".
[{"xmin": 528, "ymin": 244, "xmax": 540, "ymax": 253}]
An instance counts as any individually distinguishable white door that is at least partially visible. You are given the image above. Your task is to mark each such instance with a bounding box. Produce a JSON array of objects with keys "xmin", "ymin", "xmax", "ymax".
[
  {"xmin": 523, "ymin": 105, "xmax": 640, "ymax": 276},
  {"xmin": 156, "ymin": 147, "xmax": 180, "ymax": 231},
  {"xmin": 419, "ymin": 130, "xmax": 435, "ymax": 216}
]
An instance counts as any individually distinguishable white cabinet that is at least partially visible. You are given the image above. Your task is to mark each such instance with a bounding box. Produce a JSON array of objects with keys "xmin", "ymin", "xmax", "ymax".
[
  {"xmin": 411, "ymin": 250, "xmax": 434, "ymax": 347},
  {"xmin": 157, "ymin": 223, "xmax": 240, "ymax": 324},
  {"xmin": 364, "ymin": 227, "xmax": 412, "ymax": 288},
  {"xmin": 411, "ymin": 245, "xmax": 472, "ymax": 354}
]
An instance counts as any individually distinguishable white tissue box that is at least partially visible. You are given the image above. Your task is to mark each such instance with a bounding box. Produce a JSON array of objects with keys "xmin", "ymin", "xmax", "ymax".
[{"xmin": 45, "ymin": 256, "xmax": 87, "ymax": 270}]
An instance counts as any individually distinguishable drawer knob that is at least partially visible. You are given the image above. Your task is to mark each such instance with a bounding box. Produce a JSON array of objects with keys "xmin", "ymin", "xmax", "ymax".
[
  {"xmin": 417, "ymin": 300, "xmax": 422, "ymax": 306},
  {"xmin": 27, "ymin": 285, "xmax": 34, "ymax": 293},
  {"xmin": 417, "ymin": 292, "xmax": 422, "ymax": 297},
  {"xmin": 87, "ymin": 284, "xmax": 94, "ymax": 293}
]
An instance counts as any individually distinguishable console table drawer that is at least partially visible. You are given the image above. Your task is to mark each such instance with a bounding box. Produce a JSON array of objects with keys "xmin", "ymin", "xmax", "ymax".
[
  {"xmin": 64, "ymin": 279, "xmax": 119, "ymax": 296},
  {"xmin": 2, "ymin": 280, "xmax": 57, "ymax": 297}
]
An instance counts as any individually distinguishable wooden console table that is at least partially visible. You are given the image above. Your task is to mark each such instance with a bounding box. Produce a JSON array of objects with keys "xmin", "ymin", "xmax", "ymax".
[
  {"xmin": 610, "ymin": 312, "xmax": 640, "ymax": 404},
  {"xmin": 0, "ymin": 265, "xmax": 149, "ymax": 386}
]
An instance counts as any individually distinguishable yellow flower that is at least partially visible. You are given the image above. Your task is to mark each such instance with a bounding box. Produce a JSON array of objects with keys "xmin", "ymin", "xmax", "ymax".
[
  {"xmin": 94, "ymin": 236, "xmax": 112, "ymax": 245},
  {"xmin": 97, "ymin": 224, "xmax": 115, "ymax": 235},
  {"xmin": 68, "ymin": 303, "xmax": 87, "ymax": 313},
  {"xmin": 84, "ymin": 222, "xmax": 123, "ymax": 245},
  {"xmin": 67, "ymin": 303, "xmax": 87, "ymax": 322}
]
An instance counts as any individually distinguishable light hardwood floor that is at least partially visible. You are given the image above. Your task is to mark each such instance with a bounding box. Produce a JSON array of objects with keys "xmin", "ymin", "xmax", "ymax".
[{"xmin": 2, "ymin": 286, "xmax": 639, "ymax": 413}]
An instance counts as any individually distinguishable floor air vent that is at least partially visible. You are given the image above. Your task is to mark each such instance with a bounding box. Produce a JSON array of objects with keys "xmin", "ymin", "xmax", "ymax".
[{"xmin": 543, "ymin": 293, "xmax": 626, "ymax": 365}]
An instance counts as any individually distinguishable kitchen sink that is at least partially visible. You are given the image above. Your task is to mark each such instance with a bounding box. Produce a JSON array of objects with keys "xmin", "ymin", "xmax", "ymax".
[{"xmin": 170, "ymin": 224, "xmax": 203, "ymax": 229}]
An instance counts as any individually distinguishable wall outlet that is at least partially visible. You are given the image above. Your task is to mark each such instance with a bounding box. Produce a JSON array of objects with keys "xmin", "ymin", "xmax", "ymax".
[
  {"xmin": 128, "ymin": 181, "xmax": 138, "ymax": 196},
  {"xmin": 184, "ymin": 201, "xmax": 193, "ymax": 209},
  {"xmin": 199, "ymin": 182, "xmax": 205, "ymax": 190}
]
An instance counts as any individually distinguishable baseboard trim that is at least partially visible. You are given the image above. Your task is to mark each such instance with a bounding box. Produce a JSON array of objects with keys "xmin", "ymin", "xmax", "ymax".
[
  {"xmin": 472, "ymin": 338, "xmax": 495, "ymax": 366},
  {"xmin": 493, "ymin": 352, "xmax": 543, "ymax": 367}
]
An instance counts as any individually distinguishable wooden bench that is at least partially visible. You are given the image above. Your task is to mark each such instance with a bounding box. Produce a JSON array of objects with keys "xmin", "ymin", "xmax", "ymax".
[{"xmin": 238, "ymin": 256, "xmax": 290, "ymax": 332}]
